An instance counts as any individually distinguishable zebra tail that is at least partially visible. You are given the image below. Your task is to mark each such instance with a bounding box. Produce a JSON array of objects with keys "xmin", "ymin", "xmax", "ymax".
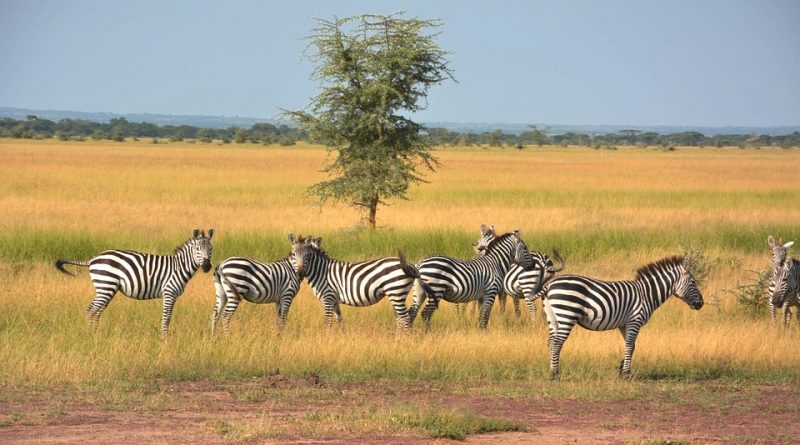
[
  {"xmin": 551, "ymin": 248, "xmax": 565, "ymax": 272},
  {"xmin": 54, "ymin": 259, "xmax": 89, "ymax": 276},
  {"xmin": 398, "ymin": 251, "xmax": 420, "ymax": 279},
  {"xmin": 398, "ymin": 251, "xmax": 437, "ymax": 303}
]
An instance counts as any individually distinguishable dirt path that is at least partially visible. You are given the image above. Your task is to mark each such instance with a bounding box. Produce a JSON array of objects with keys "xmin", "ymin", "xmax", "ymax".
[{"xmin": 1, "ymin": 376, "xmax": 797, "ymax": 444}]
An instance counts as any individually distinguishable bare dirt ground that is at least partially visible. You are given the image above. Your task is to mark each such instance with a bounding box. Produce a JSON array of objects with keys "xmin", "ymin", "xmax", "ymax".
[{"xmin": 1, "ymin": 375, "xmax": 797, "ymax": 444}]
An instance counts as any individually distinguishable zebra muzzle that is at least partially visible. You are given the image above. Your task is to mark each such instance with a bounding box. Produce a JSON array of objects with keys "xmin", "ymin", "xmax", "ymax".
[{"xmin": 202, "ymin": 260, "xmax": 212, "ymax": 273}]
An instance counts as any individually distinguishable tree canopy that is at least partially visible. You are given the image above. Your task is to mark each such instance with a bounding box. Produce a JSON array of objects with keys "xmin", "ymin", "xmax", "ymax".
[{"xmin": 284, "ymin": 13, "xmax": 454, "ymax": 229}]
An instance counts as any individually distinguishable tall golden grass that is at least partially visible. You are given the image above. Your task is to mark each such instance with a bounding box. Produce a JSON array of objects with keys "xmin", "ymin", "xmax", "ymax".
[{"xmin": 1, "ymin": 138, "xmax": 799, "ymax": 388}]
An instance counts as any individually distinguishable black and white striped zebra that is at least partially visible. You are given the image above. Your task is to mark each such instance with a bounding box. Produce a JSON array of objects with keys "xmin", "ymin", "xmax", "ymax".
[
  {"xmin": 55, "ymin": 229, "xmax": 215, "ymax": 338},
  {"xmin": 288, "ymin": 233, "xmax": 421, "ymax": 332},
  {"xmin": 474, "ymin": 224, "xmax": 564, "ymax": 321},
  {"xmin": 409, "ymin": 230, "xmax": 540, "ymax": 330},
  {"xmin": 211, "ymin": 249, "xmax": 302, "ymax": 336},
  {"xmin": 770, "ymin": 253, "xmax": 800, "ymax": 328},
  {"xmin": 542, "ymin": 256, "xmax": 703, "ymax": 379},
  {"xmin": 768, "ymin": 235, "xmax": 795, "ymax": 325}
]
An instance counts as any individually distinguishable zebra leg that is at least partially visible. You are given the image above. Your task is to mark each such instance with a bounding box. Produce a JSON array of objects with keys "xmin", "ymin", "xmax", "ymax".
[
  {"xmin": 478, "ymin": 295, "xmax": 497, "ymax": 330},
  {"xmin": 513, "ymin": 295, "xmax": 522, "ymax": 318},
  {"xmin": 387, "ymin": 293, "xmax": 411, "ymax": 333},
  {"xmin": 220, "ymin": 294, "xmax": 242, "ymax": 337},
  {"xmin": 86, "ymin": 286, "xmax": 117, "ymax": 332},
  {"xmin": 770, "ymin": 303, "xmax": 777, "ymax": 325},
  {"xmin": 322, "ymin": 296, "xmax": 338, "ymax": 328},
  {"xmin": 211, "ymin": 274, "xmax": 227, "ymax": 336},
  {"xmin": 333, "ymin": 303, "xmax": 344, "ymax": 330},
  {"xmin": 420, "ymin": 298, "xmax": 440, "ymax": 331},
  {"xmin": 276, "ymin": 295, "xmax": 294, "ymax": 332},
  {"xmin": 542, "ymin": 298, "xmax": 572, "ymax": 380},
  {"xmin": 618, "ymin": 325, "xmax": 639, "ymax": 377},
  {"xmin": 160, "ymin": 294, "xmax": 177, "ymax": 339},
  {"xmin": 783, "ymin": 303, "xmax": 792, "ymax": 328},
  {"xmin": 524, "ymin": 296, "xmax": 537, "ymax": 323},
  {"xmin": 497, "ymin": 294, "xmax": 507, "ymax": 314}
]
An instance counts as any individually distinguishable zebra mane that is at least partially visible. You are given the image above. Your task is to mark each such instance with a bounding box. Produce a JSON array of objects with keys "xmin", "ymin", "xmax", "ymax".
[
  {"xmin": 173, "ymin": 237, "xmax": 195, "ymax": 254},
  {"xmin": 308, "ymin": 243, "xmax": 330, "ymax": 259},
  {"xmin": 485, "ymin": 232, "xmax": 516, "ymax": 252},
  {"xmin": 634, "ymin": 256, "xmax": 685, "ymax": 280}
]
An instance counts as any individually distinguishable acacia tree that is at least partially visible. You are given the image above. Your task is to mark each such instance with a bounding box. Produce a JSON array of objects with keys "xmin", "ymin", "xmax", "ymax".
[{"xmin": 284, "ymin": 13, "xmax": 454, "ymax": 229}]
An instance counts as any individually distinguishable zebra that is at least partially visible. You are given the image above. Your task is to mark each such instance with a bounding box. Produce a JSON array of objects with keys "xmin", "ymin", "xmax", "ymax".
[
  {"xmin": 770, "ymin": 253, "xmax": 800, "ymax": 328},
  {"xmin": 409, "ymin": 229, "xmax": 540, "ymax": 330},
  {"xmin": 542, "ymin": 256, "xmax": 703, "ymax": 379},
  {"xmin": 473, "ymin": 224, "xmax": 564, "ymax": 321},
  {"xmin": 211, "ymin": 249, "xmax": 302, "ymax": 336},
  {"xmin": 767, "ymin": 235, "xmax": 795, "ymax": 324},
  {"xmin": 287, "ymin": 233, "xmax": 421, "ymax": 332},
  {"xmin": 55, "ymin": 229, "xmax": 215, "ymax": 338}
]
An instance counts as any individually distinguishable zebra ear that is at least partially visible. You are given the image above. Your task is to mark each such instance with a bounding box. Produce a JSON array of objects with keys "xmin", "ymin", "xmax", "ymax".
[
  {"xmin": 513, "ymin": 228, "xmax": 521, "ymax": 240},
  {"xmin": 207, "ymin": 229, "xmax": 215, "ymax": 239},
  {"xmin": 193, "ymin": 229, "xmax": 201, "ymax": 238},
  {"xmin": 314, "ymin": 237, "xmax": 323, "ymax": 248},
  {"xmin": 480, "ymin": 224, "xmax": 488, "ymax": 235},
  {"xmin": 768, "ymin": 235, "xmax": 776, "ymax": 247},
  {"xmin": 490, "ymin": 224, "xmax": 495, "ymax": 234},
  {"xmin": 682, "ymin": 256, "xmax": 693, "ymax": 270},
  {"xmin": 785, "ymin": 241, "xmax": 795, "ymax": 249},
  {"xmin": 288, "ymin": 232, "xmax": 296, "ymax": 244}
]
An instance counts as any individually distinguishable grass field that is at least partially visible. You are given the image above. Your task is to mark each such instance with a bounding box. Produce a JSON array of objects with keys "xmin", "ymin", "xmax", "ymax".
[{"xmin": 1, "ymin": 138, "xmax": 799, "ymax": 443}]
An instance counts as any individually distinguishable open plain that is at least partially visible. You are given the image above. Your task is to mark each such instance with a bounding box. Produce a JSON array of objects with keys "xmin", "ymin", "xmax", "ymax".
[{"xmin": 1, "ymin": 138, "xmax": 799, "ymax": 444}]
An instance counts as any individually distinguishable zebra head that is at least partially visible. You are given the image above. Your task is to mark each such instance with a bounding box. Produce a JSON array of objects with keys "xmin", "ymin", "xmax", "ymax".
[
  {"xmin": 473, "ymin": 224, "xmax": 496, "ymax": 255},
  {"xmin": 288, "ymin": 232, "xmax": 306, "ymax": 278},
  {"xmin": 768, "ymin": 236, "xmax": 794, "ymax": 300},
  {"xmin": 768, "ymin": 235, "xmax": 793, "ymax": 270},
  {"xmin": 509, "ymin": 229, "xmax": 537, "ymax": 271},
  {"xmin": 288, "ymin": 233, "xmax": 322, "ymax": 279},
  {"xmin": 771, "ymin": 255, "xmax": 795, "ymax": 308},
  {"xmin": 190, "ymin": 228, "xmax": 214, "ymax": 273},
  {"xmin": 672, "ymin": 257, "xmax": 704, "ymax": 310}
]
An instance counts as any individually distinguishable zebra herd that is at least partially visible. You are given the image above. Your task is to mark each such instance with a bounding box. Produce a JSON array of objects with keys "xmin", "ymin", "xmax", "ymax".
[{"xmin": 55, "ymin": 227, "xmax": 799, "ymax": 378}]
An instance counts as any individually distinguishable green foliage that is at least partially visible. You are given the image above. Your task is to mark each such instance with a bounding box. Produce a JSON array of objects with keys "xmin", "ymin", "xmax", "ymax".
[
  {"xmin": 233, "ymin": 128, "xmax": 247, "ymax": 143},
  {"xmin": 728, "ymin": 269, "xmax": 772, "ymax": 316},
  {"xmin": 680, "ymin": 242, "xmax": 716, "ymax": 287},
  {"xmin": 284, "ymin": 13, "xmax": 454, "ymax": 228}
]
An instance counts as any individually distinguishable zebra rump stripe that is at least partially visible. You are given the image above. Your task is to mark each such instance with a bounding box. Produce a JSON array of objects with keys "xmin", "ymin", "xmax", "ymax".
[
  {"xmin": 288, "ymin": 233, "xmax": 421, "ymax": 332},
  {"xmin": 543, "ymin": 256, "xmax": 703, "ymax": 379},
  {"xmin": 54, "ymin": 229, "xmax": 215, "ymax": 338},
  {"xmin": 410, "ymin": 230, "xmax": 539, "ymax": 330},
  {"xmin": 212, "ymin": 254, "xmax": 301, "ymax": 335}
]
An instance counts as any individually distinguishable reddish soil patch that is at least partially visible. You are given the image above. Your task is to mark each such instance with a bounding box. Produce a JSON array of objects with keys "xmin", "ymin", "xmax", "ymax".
[{"xmin": 1, "ymin": 376, "xmax": 797, "ymax": 444}]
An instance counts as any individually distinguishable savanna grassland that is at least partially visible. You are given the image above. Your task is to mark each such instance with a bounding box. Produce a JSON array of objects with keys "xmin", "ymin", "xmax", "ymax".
[{"xmin": 1, "ymin": 138, "xmax": 799, "ymax": 444}]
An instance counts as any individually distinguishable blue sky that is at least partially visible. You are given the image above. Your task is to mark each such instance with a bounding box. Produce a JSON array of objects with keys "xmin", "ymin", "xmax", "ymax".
[{"xmin": 1, "ymin": 0, "xmax": 798, "ymax": 126}]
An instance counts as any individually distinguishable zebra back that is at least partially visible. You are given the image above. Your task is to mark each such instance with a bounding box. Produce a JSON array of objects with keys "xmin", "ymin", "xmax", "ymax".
[
  {"xmin": 216, "ymin": 256, "xmax": 300, "ymax": 303},
  {"xmin": 416, "ymin": 231, "xmax": 533, "ymax": 303},
  {"xmin": 289, "ymin": 235, "xmax": 418, "ymax": 307}
]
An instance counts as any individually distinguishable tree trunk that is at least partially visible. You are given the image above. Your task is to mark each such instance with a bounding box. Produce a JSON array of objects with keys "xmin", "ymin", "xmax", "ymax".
[{"xmin": 367, "ymin": 196, "xmax": 378, "ymax": 230}]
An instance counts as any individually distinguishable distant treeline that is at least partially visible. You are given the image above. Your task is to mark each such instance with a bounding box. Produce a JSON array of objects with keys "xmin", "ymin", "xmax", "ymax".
[
  {"xmin": 2, "ymin": 116, "xmax": 799, "ymax": 149},
  {"xmin": 426, "ymin": 126, "xmax": 800, "ymax": 149},
  {"xmin": 0, "ymin": 116, "xmax": 304, "ymax": 145}
]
